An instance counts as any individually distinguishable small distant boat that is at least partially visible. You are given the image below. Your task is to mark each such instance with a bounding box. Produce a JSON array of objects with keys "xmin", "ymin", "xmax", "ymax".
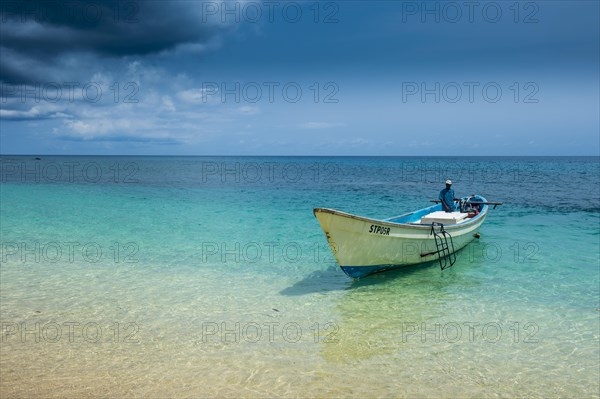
[{"xmin": 314, "ymin": 195, "xmax": 502, "ymax": 278}]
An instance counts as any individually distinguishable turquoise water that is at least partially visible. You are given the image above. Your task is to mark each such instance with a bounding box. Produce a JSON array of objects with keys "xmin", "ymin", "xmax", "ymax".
[{"xmin": 1, "ymin": 156, "xmax": 598, "ymax": 398}]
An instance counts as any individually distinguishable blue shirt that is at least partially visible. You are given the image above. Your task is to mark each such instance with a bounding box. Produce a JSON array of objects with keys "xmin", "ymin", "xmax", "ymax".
[{"xmin": 439, "ymin": 188, "xmax": 455, "ymax": 212}]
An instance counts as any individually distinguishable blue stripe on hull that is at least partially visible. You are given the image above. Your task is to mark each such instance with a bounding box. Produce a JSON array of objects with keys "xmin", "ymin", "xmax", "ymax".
[{"xmin": 340, "ymin": 264, "xmax": 406, "ymax": 279}]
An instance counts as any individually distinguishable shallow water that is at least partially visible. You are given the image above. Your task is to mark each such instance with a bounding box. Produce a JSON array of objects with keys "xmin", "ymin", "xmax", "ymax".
[{"xmin": 1, "ymin": 156, "xmax": 598, "ymax": 398}]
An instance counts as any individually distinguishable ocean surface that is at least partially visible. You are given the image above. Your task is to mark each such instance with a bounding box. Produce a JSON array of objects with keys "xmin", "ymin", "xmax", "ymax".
[{"xmin": 1, "ymin": 156, "xmax": 599, "ymax": 398}]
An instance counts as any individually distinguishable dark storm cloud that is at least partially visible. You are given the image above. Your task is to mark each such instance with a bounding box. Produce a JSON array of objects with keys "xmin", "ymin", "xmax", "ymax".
[
  {"xmin": 0, "ymin": 57, "xmax": 34, "ymax": 85},
  {"xmin": 0, "ymin": 0, "xmax": 226, "ymax": 83}
]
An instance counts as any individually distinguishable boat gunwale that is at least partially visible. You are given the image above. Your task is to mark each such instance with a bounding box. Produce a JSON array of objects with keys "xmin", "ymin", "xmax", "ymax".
[{"xmin": 313, "ymin": 203, "xmax": 488, "ymax": 231}]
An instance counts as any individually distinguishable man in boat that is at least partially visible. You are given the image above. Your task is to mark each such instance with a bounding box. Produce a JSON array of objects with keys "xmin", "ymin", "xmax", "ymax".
[{"xmin": 439, "ymin": 179, "xmax": 456, "ymax": 212}]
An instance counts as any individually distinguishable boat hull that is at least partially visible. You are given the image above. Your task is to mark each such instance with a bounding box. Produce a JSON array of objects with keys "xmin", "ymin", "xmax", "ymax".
[{"xmin": 314, "ymin": 205, "xmax": 488, "ymax": 278}]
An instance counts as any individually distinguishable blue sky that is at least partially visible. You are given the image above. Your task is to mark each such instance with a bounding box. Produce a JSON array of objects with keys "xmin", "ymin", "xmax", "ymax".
[{"xmin": 1, "ymin": 1, "xmax": 598, "ymax": 155}]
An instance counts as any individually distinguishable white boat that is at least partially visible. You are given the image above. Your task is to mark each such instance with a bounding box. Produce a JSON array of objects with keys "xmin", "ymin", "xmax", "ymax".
[{"xmin": 314, "ymin": 195, "xmax": 501, "ymax": 278}]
